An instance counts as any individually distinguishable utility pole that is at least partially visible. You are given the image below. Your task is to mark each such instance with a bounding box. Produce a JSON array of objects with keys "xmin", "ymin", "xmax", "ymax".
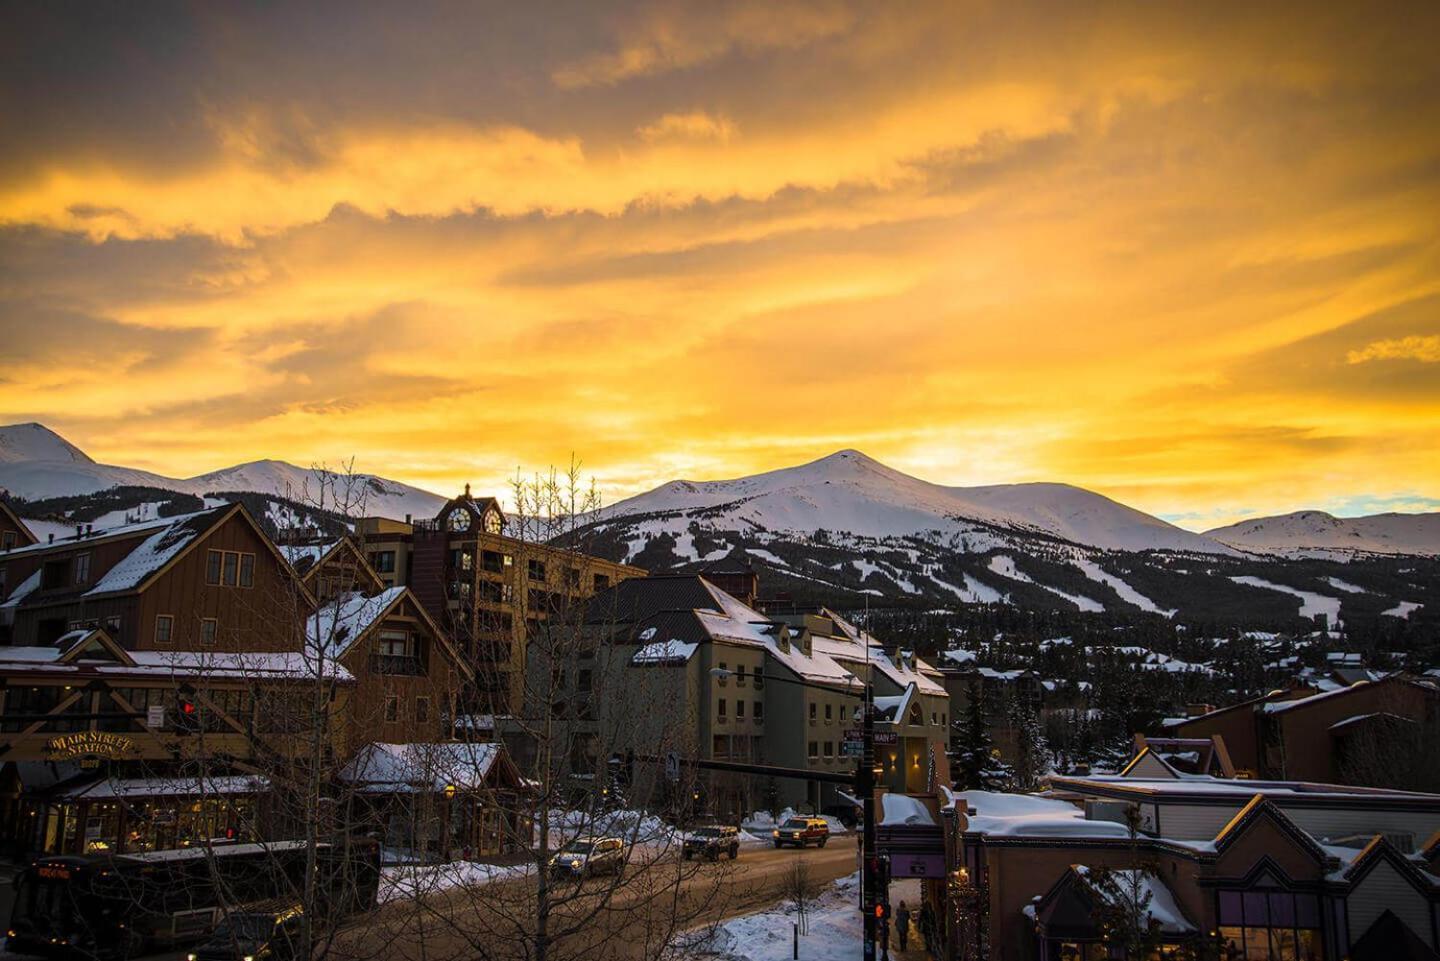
[{"xmin": 860, "ymin": 688, "xmax": 879, "ymax": 961}]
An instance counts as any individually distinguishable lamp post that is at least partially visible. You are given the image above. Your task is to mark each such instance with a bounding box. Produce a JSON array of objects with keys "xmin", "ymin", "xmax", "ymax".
[{"xmin": 710, "ymin": 666, "xmax": 883, "ymax": 960}]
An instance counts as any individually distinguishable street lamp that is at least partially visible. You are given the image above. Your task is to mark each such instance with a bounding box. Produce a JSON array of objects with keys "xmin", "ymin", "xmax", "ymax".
[{"xmin": 707, "ymin": 664, "xmax": 885, "ymax": 960}]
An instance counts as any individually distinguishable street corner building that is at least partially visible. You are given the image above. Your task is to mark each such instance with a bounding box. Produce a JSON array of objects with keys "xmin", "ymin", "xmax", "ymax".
[
  {"xmin": 936, "ymin": 740, "xmax": 1440, "ymax": 961},
  {"xmin": 0, "ymin": 493, "xmax": 557, "ymax": 861}
]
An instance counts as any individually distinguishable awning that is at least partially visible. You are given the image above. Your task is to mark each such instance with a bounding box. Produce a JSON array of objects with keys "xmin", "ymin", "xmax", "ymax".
[{"xmin": 58, "ymin": 775, "xmax": 270, "ymax": 800}]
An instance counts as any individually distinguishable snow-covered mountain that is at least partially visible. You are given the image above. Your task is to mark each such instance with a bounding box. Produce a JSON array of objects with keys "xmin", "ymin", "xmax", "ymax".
[
  {"xmin": 1206, "ymin": 510, "xmax": 1440, "ymax": 558},
  {"xmin": 0, "ymin": 423, "xmax": 445, "ymax": 521},
  {"xmin": 602, "ymin": 449, "xmax": 1231, "ymax": 555},
  {"xmin": 576, "ymin": 450, "xmax": 1437, "ymax": 624}
]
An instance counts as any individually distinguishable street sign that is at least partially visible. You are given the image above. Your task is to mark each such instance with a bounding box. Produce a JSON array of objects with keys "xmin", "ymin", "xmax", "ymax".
[
  {"xmin": 841, "ymin": 740, "xmax": 864, "ymax": 758},
  {"xmin": 870, "ymin": 732, "xmax": 898, "ymax": 745},
  {"xmin": 664, "ymin": 751, "xmax": 680, "ymax": 782},
  {"xmin": 146, "ymin": 705, "xmax": 165, "ymax": 728},
  {"xmin": 843, "ymin": 728, "xmax": 864, "ymax": 740}
]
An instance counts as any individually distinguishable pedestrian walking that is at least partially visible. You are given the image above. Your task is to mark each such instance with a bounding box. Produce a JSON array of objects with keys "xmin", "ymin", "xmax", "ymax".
[
  {"xmin": 895, "ymin": 900, "xmax": 912, "ymax": 951},
  {"xmin": 919, "ymin": 900, "xmax": 937, "ymax": 954}
]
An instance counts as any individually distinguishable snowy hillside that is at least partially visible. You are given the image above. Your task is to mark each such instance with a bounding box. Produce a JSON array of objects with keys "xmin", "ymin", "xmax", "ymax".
[
  {"xmin": 1206, "ymin": 510, "xmax": 1440, "ymax": 558},
  {"xmin": 602, "ymin": 450, "xmax": 1230, "ymax": 555},
  {"xmin": 0, "ymin": 423, "xmax": 445, "ymax": 521}
]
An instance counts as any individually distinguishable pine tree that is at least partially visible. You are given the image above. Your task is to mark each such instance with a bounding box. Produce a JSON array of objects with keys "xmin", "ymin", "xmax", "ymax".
[
  {"xmin": 952, "ymin": 683, "xmax": 1012, "ymax": 790},
  {"xmin": 1008, "ymin": 708, "xmax": 1050, "ymax": 792}
]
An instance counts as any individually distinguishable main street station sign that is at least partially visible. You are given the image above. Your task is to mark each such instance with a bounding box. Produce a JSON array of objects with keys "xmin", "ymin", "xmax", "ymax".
[{"xmin": 44, "ymin": 732, "xmax": 136, "ymax": 768}]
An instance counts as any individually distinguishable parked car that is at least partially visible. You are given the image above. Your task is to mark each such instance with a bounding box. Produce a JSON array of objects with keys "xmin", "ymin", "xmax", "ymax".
[
  {"xmin": 548, "ymin": 836, "xmax": 626, "ymax": 879},
  {"xmin": 772, "ymin": 817, "xmax": 830, "ymax": 848},
  {"xmin": 683, "ymin": 826, "xmax": 741, "ymax": 861},
  {"xmin": 186, "ymin": 902, "xmax": 304, "ymax": 961}
]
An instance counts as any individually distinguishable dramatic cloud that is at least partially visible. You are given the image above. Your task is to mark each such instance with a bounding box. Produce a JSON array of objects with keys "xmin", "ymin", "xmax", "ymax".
[{"xmin": 1, "ymin": 0, "xmax": 1438, "ymax": 526}]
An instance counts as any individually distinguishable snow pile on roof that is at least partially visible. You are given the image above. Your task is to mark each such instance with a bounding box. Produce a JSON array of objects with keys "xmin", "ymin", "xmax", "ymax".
[
  {"xmin": 868, "ymin": 647, "xmax": 946, "ymax": 695},
  {"xmin": 881, "ymin": 793, "xmax": 937, "ymax": 826},
  {"xmin": 308, "ymin": 587, "xmax": 407, "ymax": 657},
  {"xmin": 1074, "ymin": 866, "xmax": 1196, "ymax": 934},
  {"xmin": 339, "ymin": 742, "xmax": 501, "ymax": 793},
  {"xmin": 955, "ymin": 789, "xmax": 1133, "ymax": 839},
  {"xmin": 279, "ymin": 541, "xmax": 339, "ymax": 573},
  {"xmin": 941, "ymin": 648, "xmax": 978, "ymax": 665},
  {"xmin": 86, "ymin": 509, "xmax": 223, "ymax": 595},
  {"xmin": 125, "ymin": 650, "xmax": 355, "ymax": 680},
  {"xmin": 631, "ymin": 639, "xmax": 699, "ymax": 664},
  {"xmin": 0, "ymin": 569, "xmax": 40, "ymax": 608}
]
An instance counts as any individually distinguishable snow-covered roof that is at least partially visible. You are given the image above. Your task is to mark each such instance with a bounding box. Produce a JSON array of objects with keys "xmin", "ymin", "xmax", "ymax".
[
  {"xmin": 868, "ymin": 648, "xmax": 947, "ymax": 696},
  {"xmin": 880, "ymin": 793, "xmax": 937, "ymax": 826},
  {"xmin": 0, "ymin": 644, "xmax": 353, "ymax": 681},
  {"xmin": 632, "ymin": 639, "xmax": 699, "ymax": 664},
  {"xmin": 85, "ymin": 508, "xmax": 228, "ymax": 595},
  {"xmin": 0, "ymin": 569, "xmax": 40, "ymax": 609},
  {"xmin": 307, "ymin": 587, "xmax": 408, "ymax": 658},
  {"xmin": 279, "ymin": 541, "xmax": 341, "ymax": 573},
  {"xmin": 0, "ymin": 510, "xmax": 187, "ymax": 558},
  {"xmin": 338, "ymin": 742, "xmax": 503, "ymax": 793},
  {"xmin": 61, "ymin": 775, "xmax": 270, "ymax": 800},
  {"xmin": 951, "ymin": 789, "xmax": 1133, "ymax": 839},
  {"xmin": 940, "ymin": 648, "xmax": 977, "ymax": 666}
]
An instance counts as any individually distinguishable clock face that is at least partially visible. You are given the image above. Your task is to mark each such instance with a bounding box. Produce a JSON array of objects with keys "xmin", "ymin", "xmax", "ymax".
[
  {"xmin": 447, "ymin": 507, "xmax": 472, "ymax": 532},
  {"xmin": 483, "ymin": 510, "xmax": 503, "ymax": 534}
]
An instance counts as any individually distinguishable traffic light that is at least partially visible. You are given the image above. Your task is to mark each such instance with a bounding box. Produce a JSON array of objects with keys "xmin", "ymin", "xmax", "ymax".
[
  {"xmin": 874, "ymin": 902, "xmax": 889, "ymax": 920},
  {"xmin": 176, "ymin": 698, "xmax": 199, "ymax": 731}
]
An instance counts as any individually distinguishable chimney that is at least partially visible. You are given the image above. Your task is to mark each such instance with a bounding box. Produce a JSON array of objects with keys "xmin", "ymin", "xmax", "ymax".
[
  {"xmin": 48, "ymin": 533, "xmax": 55, "ymax": 543},
  {"xmin": 76, "ymin": 524, "xmax": 83, "ymax": 539},
  {"xmin": 405, "ymin": 513, "xmax": 411, "ymax": 524}
]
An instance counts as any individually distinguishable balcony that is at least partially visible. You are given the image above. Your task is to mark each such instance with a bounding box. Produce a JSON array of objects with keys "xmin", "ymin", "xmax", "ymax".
[{"xmin": 370, "ymin": 653, "xmax": 424, "ymax": 676}]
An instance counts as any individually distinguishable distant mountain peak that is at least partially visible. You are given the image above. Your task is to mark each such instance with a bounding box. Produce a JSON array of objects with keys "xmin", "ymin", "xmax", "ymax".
[{"xmin": 0, "ymin": 422, "xmax": 94, "ymax": 465}]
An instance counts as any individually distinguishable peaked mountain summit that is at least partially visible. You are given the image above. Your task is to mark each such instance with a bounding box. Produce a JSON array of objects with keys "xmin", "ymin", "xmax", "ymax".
[
  {"xmin": 602, "ymin": 449, "xmax": 1230, "ymax": 555},
  {"xmin": 1205, "ymin": 510, "xmax": 1440, "ymax": 558},
  {"xmin": 0, "ymin": 422, "xmax": 445, "ymax": 521}
]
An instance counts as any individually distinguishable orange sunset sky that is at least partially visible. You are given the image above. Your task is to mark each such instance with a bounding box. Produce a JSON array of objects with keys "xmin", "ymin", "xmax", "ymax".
[{"xmin": 1, "ymin": 1, "xmax": 1437, "ymax": 529}]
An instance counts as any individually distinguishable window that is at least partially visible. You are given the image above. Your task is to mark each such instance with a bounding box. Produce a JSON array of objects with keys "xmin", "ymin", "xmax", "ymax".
[
  {"xmin": 384, "ymin": 696, "xmax": 399, "ymax": 722},
  {"xmin": 824, "ymin": 703, "xmax": 833, "ymax": 721},
  {"xmin": 41, "ymin": 558, "xmax": 69, "ymax": 590},
  {"xmin": 207, "ymin": 550, "xmax": 254, "ymax": 588},
  {"xmin": 565, "ymin": 567, "xmax": 580, "ymax": 587},
  {"xmin": 717, "ymin": 662, "xmax": 728, "ymax": 685},
  {"xmin": 809, "ymin": 703, "xmax": 817, "ymax": 722},
  {"xmin": 593, "ymin": 573, "xmax": 610, "ymax": 591},
  {"xmin": 0, "ymin": 564, "xmax": 7, "ymax": 598},
  {"xmin": 1217, "ymin": 890, "xmax": 1324, "ymax": 961},
  {"xmin": 717, "ymin": 698, "xmax": 727, "ymax": 720},
  {"xmin": 415, "ymin": 697, "xmax": 430, "ymax": 723},
  {"xmin": 736, "ymin": 665, "xmax": 747, "ymax": 687},
  {"xmin": 824, "ymin": 741, "xmax": 834, "ymax": 758},
  {"xmin": 73, "ymin": 553, "xmax": 91, "ymax": 585},
  {"xmin": 932, "ymin": 712, "xmax": 939, "ymax": 726},
  {"xmin": 736, "ymin": 700, "xmax": 746, "ymax": 719},
  {"xmin": 754, "ymin": 701, "xmax": 764, "ymax": 722},
  {"xmin": 1, "ymin": 531, "xmax": 14, "ymax": 550},
  {"xmin": 481, "ymin": 550, "xmax": 511, "ymax": 573},
  {"xmin": 154, "ymin": 615, "xmax": 173, "ymax": 645},
  {"xmin": 478, "ymin": 580, "xmax": 514, "ymax": 604},
  {"xmin": 104, "ymin": 615, "xmax": 121, "ymax": 638},
  {"xmin": 527, "ymin": 558, "xmax": 546, "ymax": 581},
  {"xmin": 378, "ymin": 630, "xmax": 413, "ymax": 657},
  {"xmin": 222, "ymin": 552, "xmax": 238, "ymax": 586},
  {"xmin": 807, "ymin": 741, "xmax": 819, "ymax": 760},
  {"xmin": 577, "ymin": 669, "xmax": 593, "ymax": 693},
  {"xmin": 370, "ymin": 551, "xmax": 396, "ymax": 573},
  {"xmin": 200, "ymin": 618, "xmax": 218, "ymax": 646},
  {"xmin": 754, "ymin": 667, "xmax": 764, "ymax": 689}
]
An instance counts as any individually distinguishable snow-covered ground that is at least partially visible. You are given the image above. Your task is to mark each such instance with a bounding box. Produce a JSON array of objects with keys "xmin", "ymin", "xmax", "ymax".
[
  {"xmin": 1073, "ymin": 558, "xmax": 1176, "ymax": 617},
  {"xmin": 379, "ymin": 859, "xmax": 532, "ymax": 903},
  {"xmin": 679, "ymin": 871, "xmax": 920, "ymax": 960},
  {"xmin": 1229, "ymin": 575, "xmax": 1342, "ymax": 624}
]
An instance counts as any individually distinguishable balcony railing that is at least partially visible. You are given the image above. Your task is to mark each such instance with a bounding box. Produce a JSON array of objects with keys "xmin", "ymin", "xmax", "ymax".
[{"xmin": 370, "ymin": 653, "xmax": 424, "ymax": 676}]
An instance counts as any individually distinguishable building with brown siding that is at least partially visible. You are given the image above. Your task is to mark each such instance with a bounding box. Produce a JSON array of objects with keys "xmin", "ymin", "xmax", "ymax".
[
  {"xmin": 0, "ymin": 498, "xmax": 38, "ymax": 553},
  {"xmin": 1164, "ymin": 675, "xmax": 1440, "ymax": 786},
  {"xmin": 357, "ymin": 488, "xmax": 644, "ymax": 714},
  {"xmin": 933, "ymin": 757, "xmax": 1440, "ymax": 961}
]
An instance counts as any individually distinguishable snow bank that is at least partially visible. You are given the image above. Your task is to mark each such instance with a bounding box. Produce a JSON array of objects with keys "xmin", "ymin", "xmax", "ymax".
[
  {"xmin": 678, "ymin": 872, "xmax": 866, "ymax": 960},
  {"xmin": 742, "ymin": 808, "xmax": 851, "ymax": 835},
  {"xmin": 378, "ymin": 859, "xmax": 532, "ymax": 903}
]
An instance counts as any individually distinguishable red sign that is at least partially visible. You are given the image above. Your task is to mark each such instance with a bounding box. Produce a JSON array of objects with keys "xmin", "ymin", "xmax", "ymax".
[{"xmin": 37, "ymin": 865, "xmax": 73, "ymax": 881}]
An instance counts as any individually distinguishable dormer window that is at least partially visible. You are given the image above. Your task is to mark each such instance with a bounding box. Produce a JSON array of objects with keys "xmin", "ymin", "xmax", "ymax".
[{"xmin": 73, "ymin": 553, "xmax": 91, "ymax": 585}]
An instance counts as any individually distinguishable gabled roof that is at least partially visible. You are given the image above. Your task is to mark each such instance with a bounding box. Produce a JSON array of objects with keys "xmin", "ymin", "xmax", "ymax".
[
  {"xmin": 1212, "ymin": 795, "xmax": 1333, "ymax": 866},
  {"xmin": 337, "ymin": 741, "xmax": 519, "ymax": 793},
  {"xmin": 306, "ymin": 586, "xmax": 472, "ymax": 681},
  {"xmin": 0, "ymin": 498, "xmax": 37, "ymax": 547},
  {"xmin": 1350, "ymin": 910, "xmax": 1440, "ymax": 961},
  {"xmin": 1034, "ymin": 866, "xmax": 1197, "ymax": 939},
  {"xmin": 1118, "ymin": 746, "xmax": 1185, "ymax": 780},
  {"xmin": 1341, "ymin": 834, "xmax": 1440, "ymax": 891}
]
